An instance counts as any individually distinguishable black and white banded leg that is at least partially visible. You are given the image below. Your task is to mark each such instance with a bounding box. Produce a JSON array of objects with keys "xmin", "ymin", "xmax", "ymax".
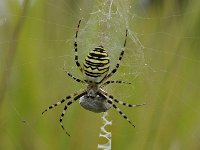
[
  {"xmin": 74, "ymin": 20, "xmax": 83, "ymax": 73},
  {"xmin": 98, "ymin": 92, "xmax": 135, "ymax": 127},
  {"xmin": 59, "ymin": 91, "xmax": 87, "ymax": 136},
  {"xmin": 42, "ymin": 90, "xmax": 85, "ymax": 114},
  {"xmin": 100, "ymin": 89, "xmax": 146, "ymax": 107},
  {"xmin": 100, "ymin": 80, "xmax": 131, "ymax": 88},
  {"xmin": 63, "ymin": 69, "xmax": 85, "ymax": 84},
  {"xmin": 101, "ymin": 29, "xmax": 128, "ymax": 83},
  {"xmin": 111, "ymin": 101, "xmax": 135, "ymax": 127}
]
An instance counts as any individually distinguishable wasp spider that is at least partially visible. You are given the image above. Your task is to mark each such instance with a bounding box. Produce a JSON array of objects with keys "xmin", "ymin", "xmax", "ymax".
[{"xmin": 42, "ymin": 20, "xmax": 145, "ymax": 136}]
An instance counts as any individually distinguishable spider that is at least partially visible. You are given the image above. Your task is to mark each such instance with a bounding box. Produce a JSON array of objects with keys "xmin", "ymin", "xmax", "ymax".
[{"xmin": 42, "ymin": 20, "xmax": 145, "ymax": 136}]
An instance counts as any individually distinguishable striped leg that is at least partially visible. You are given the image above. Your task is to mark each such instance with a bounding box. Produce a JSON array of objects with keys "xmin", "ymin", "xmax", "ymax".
[
  {"xmin": 42, "ymin": 90, "xmax": 85, "ymax": 114},
  {"xmin": 106, "ymin": 97, "xmax": 135, "ymax": 127},
  {"xmin": 100, "ymin": 89, "xmax": 146, "ymax": 107},
  {"xmin": 63, "ymin": 69, "xmax": 85, "ymax": 84},
  {"xmin": 74, "ymin": 19, "xmax": 83, "ymax": 73},
  {"xmin": 59, "ymin": 91, "xmax": 87, "ymax": 136},
  {"xmin": 100, "ymin": 80, "xmax": 131, "ymax": 88},
  {"xmin": 100, "ymin": 29, "xmax": 128, "ymax": 83}
]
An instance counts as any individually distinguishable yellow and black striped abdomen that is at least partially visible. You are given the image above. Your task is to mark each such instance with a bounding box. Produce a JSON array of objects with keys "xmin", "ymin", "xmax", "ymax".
[{"xmin": 83, "ymin": 45, "xmax": 110, "ymax": 82}]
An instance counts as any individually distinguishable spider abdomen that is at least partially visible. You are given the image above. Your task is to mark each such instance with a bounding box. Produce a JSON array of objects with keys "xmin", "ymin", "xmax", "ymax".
[
  {"xmin": 79, "ymin": 94, "xmax": 112, "ymax": 113},
  {"xmin": 83, "ymin": 45, "xmax": 110, "ymax": 82}
]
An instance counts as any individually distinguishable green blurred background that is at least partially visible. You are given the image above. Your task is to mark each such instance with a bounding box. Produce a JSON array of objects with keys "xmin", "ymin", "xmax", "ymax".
[{"xmin": 0, "ymin": 0, "xmax": 200, "ymax": 150}]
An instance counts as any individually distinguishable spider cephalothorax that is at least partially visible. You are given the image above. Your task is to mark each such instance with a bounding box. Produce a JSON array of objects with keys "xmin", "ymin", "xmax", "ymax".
[
  {"xmin": 80, "ymin": 81, "xmax": 111, "ymax": 113},
  {"xmin": 42, "ymin": 20, "xmax": 145, "ymax": 136}
]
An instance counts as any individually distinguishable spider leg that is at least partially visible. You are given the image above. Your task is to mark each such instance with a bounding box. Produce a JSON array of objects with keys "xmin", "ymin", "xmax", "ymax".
[
  {"xmin": 42, "ymin": 90, "xmax": 85, "ymax": 114},
  {"xmin": 59, "ymin": 91, "xmax": 87, "ymax": 136},
  {"xmin": 74, "ymin": 19, "xmax": 83, "ymax": 73},
  {"xmin": 100, "ymin": 80, "xmax": 131, "ymax": 88},
  {"xmin": 98, "ymin": 92, "xmax": 135, "ymax": 127},
  {"xmin": 63, "ymin": 69, "xmax": 85, "ymax": 84},
  {"xmin": 100, "ymin": 89, "xmax": 146, "ymax": 107},
  {"xmin": 100, "ymin": 29, "xmax": 128, "ymax": 83}
]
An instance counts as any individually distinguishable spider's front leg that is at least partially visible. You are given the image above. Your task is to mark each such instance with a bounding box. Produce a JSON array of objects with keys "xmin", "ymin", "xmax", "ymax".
[
  {"xmin": 59, "ymin": 91, "xmax": 87, "ymax": 136},
  {"xmin": 98, "ymin": 91, "xmax": 136, "ymax": 127},
  {"xmin": 100, "ymin": 89, "xmax": 146, "ymax": 107},
  {"xmin": 99, "ymin": 90, "xmax": 145, "ymax": 127},
  {"xmin": 42, "ymin": 90, "xmax": 86, "ymax": 136},
  {"xmin": 42, "ymin": 90, "xmax": 83, "ymax": 114}
]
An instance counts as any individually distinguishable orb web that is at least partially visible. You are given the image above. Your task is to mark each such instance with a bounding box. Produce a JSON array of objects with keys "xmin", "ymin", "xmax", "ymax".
[{"xmin": 0, "ymin": 0, "xmax": 200, "ymax": 150}]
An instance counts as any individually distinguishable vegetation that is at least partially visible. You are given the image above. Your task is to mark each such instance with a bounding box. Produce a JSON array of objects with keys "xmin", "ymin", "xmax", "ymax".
[{"xmin": 0, "ymin": 0, "xmax": 199, "ymax": 149}]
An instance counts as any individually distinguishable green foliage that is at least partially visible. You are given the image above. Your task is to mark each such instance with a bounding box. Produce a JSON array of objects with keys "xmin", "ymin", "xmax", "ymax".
[{"xmin": 0, "ymin": 0, "xmax": 200, "ymax": 149}]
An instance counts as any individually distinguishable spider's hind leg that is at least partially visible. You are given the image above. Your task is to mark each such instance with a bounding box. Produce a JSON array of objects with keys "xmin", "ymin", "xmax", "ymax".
[
  {"xmin": 100, "ymin": 29, "xmax": 128, "ymax": 83},
  {"xmin": 63, "ymin": 68, "xmax": 85, "ymax": 84},
  {"xmin": 74, "ymin": 19, "xmax": 83, "ymax": 73}
]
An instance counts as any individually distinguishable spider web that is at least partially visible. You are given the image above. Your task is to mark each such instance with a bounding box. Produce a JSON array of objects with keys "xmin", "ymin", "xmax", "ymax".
[{"xmin": 0, "ymin": 0, "xmax": 200, "ymax": 150}]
